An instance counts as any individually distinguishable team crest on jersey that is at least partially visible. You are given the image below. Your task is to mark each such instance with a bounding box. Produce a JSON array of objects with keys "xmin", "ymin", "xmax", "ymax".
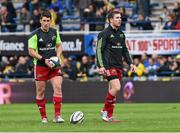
[
  {"xmin": 52, "ymin": 36, "xmax": 56, "ymax": 41},
  {"xmin": 120, "ymin": 34, "xmax": 124, "ymax": 38},
  {"xmin": 110, "ymin": 34, "xmax": 114, "ymax": 38},
  {"xmin": 47, "ymin": 43, "xmax": 52, "ymax": 48},
  {"xmin": 39, "ymin": 38, "xmax": 43, "ymax": 42}
]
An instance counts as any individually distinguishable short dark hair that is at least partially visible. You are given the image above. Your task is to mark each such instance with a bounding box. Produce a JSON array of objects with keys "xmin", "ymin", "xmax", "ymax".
[
  {"xmin": 40, "ymin": 10, "xmax": 51, "ymax": 19},
  {"xmin": 107, "ymin": 9, "xmax": 121, "ymax": 22}
]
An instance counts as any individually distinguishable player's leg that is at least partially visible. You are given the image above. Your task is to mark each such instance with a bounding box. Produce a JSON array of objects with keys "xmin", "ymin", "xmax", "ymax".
[
  {"xmin": 108, "ymin": 79, "xmax": 121, "ymax": 118},
  {"xmin": 109, "ymin": 79, "xmax": 121, "ymax": 96},
  {"xmin": 101, "ymin": 68, "xmax": 121, "ymax": 122},
  {"xmin": 50, "ymin": 75, "xmax": 64, "ymax": 123},
  {"xmin": 34, "ymin": 65, "xmax": 49, "ymax": 123},
  {"xmin": 102, "ymin": 79, "xmax": 120, "ymax": 121},
  {"xmin": 35, "ymin": 80, "xmax": 48, "ymax": 123}
]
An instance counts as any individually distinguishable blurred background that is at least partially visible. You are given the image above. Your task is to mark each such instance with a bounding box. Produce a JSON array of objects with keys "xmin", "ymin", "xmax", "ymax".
[{"xmin": 0, "ymin": 0, "xmax": 180, "ymax": 104}]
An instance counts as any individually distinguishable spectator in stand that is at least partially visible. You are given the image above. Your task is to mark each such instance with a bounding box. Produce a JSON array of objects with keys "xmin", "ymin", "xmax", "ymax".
[
  {"xmin": 65, "ymin": 0, "xmax": 73, "ymax": 15},
  {"xmin": 95, "ymin": 7, "xmax": 106, "ymax": 31},
  {"xmin": 61, "ymin": 57, "xmax": 78, "ymax": 80},
  {"xmin": 29, "ymin": 0, "xmax": 40, "ymax": 14},
  {"xmin": 77, "ymin": 55, "xmax": 90, "ymax": 81},
  {"xmin": 175, "ymin": 55, "xmax": 180, "ymax": 75},
  {"xmin": 173, "ymin": 1, "xmax": 180, "ymax": 21},
  {"xmin": 19, "ymin": 7, "xmax": 31, "ymax": 29},
  {"xmin": 74, "ymin": 0, "xmax": 92, "ymax": 30},
  {"xmin": 154, "ymin": 17, "xmax": 164, "ymax": 31},
  {"xmin": 119, "ymin": 7, "xmax": 128, "ymax": 31},
  {"xmin": 0, "ymin": 56, "xmax": 9, "ymax": 74},
  {"xmin": 157, "ymin": 56, "xmax": 172, "ymax": 76},
  {"xmin": 163, "ymin": 13, "xmax": 177, "ymax": 30},
  {"xmin": 87, "ymin": 56, "xmax": 97, "ymax": 77},
  {"xmin": 88, "ymin": 59, "xmax": 99, "ymax": 78},
  {"xmin": 29, "ymin": 9, "xmax": 40, "ymax": 31},
  {"xmin": 128, "ymin": 58, "xmax": 145, "ymax": 77},
  {"xmin": 167, "ymin": 56, "xmax": 174, "ymax": 67},
  {"xmin": 129, "ymin": 14, "xmax": 153, "ymax": 30},
  {"xmin": 141, "ymin": 53, "xmax": 149, "ymax": 67},
  {"xmin": 61, "ymin": 58, "xmax": 70, "ymax": 78},
  {"xmin": 103, "ymin": 0, "xmax": 115, "ymax": 11},
  {"xmin": 50, "ymin": 6, "xmax": 62, "ymax": 31},
  {"xmin": 160, "ymin": 3, "xmax": 170, "ymax": 23},
  {"xmin": 22, "ymin": 0, "xmax": 30, "ymax": 11},
  {"xmin": 3, "ymin": 56, "xmax": 15, "ymax": 77},
  {"xmin": 173, "ymin": 2, "xmax": 180, "ymax": 30},
  {"xmin": 170, "ymin": 55, "xmax": 180, "ymax": 76},
  {"xmin": 151, "ymin": 53, "xmax": 160, "ymax": 67},
  {"xmin": 136, "ymin": 0, "xmax": 151, "ymax": 17},
  {"xmin": 39, "ymin": 0, "xmax": 52, "ymax": 9},
  {"xmin": 144, "ymin": 57, "xmax": 159, "ymax": 78},
  {"xmin": 1, "ymin": 0, "xmax": 17, "ymax": 18},
  {"xmin": 14, "ymin": 56, "xmax": 29, "ymax": 77},
  {"xmin": 83, "ymin": 4, "xmax": 97, "ymax": 31},
  {"xmin": 24, "ymin": 56, "xmax": 34, "ymax": 76},
  {"xmin": 0, "ymin": 6, "xmax": 17, "ymax": 32}
]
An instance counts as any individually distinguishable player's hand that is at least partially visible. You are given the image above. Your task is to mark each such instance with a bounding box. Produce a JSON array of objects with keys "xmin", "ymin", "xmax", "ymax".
[
  {"xmin": 98, "ymin": 67, "xmax": 107, "ymax": 75},
  {"xmin": 45, "ymin": 59, "xmax": 53, "ymax": 68},
  {"xmin": 130, "ymin": 64, "xmax": 136, "ymax": 73}
]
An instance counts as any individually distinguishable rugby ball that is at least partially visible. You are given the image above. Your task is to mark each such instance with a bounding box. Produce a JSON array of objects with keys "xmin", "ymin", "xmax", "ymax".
[
  {"xmin": 70, "ymin": 111, "xmax": 84, "ymax": 124},
  {"xmin": 49, "ymin": 56, "xmax": 61, "ymax": 68}
]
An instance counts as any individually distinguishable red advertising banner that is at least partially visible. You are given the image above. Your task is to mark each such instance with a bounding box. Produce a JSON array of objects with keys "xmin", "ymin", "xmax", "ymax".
[{"xmin": 126, "ymin": 32, "xmax": 180, "ymax": 55}]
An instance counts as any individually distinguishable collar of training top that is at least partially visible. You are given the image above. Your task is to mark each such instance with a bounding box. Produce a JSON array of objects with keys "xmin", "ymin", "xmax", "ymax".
[{"xmin": 108, "ymin": 25, "xmax": 120, "ymax": 32}]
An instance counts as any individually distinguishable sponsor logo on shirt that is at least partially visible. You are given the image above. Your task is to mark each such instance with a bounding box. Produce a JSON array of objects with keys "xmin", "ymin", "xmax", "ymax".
[
  {"xmin": 39, "ymin": 38, "xmax": 43, "ymax": 42},
  {"xmin": 110, "ymin": 34, "xmax": 114, "ymax": 38},
  {"xmin": 120, "ymin": 34, "xmax": 124, "ymax": 38},
  {"xmin": 46, "ymin": 43, "xmax": 52, "ymax": 48},
  {"xmin": 112, "ymin": 45, "xmax": 122, "ymax": 48}
]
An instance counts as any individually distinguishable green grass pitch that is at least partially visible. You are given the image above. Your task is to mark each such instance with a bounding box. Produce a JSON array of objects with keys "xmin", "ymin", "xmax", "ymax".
[{"xmin": 0, "ymin": 103, "xmax": 180, "ymax": 132}]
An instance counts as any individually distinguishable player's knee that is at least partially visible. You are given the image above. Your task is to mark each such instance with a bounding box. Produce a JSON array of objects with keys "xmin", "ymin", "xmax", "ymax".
[
  {"xmin": 116, "ymin": 86, "xmax": 121, "ymax": 91},
  {"xmin": 53, "ymin": 84, "xmax": 62, "ymax": 90},
  {"xmin": 53, "ymin": 91, "xmax": 62, "ymax": 97},
  {"xmin": 36, "ymin": 89, "xmax": 45, "ymax": 98},
  {"xmin": 113, "ymin": 84, "xmax": 121, "ymax": 91},
  {"xmin": 53, "ymin": 86, "xmax": 62, "ymax": 96}
]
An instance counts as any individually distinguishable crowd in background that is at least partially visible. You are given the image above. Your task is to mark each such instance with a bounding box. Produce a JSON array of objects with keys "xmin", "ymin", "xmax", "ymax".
[
  {"xmin": 0, "ymin": 54, "xmax": 180, "ymax": 81},
  {"xmin": 0, "ymin": 0, "xmax": 180, "ymax": 32}
]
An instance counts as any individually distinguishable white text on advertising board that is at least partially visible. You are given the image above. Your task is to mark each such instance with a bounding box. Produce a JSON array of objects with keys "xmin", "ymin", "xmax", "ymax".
[
  {"xmin": 0, "ymin": 40, "xmax": 24, "ymax": 51},
  {"xmin": 62, "ymin": 39, "xmax": 82, "ymax": 51}
]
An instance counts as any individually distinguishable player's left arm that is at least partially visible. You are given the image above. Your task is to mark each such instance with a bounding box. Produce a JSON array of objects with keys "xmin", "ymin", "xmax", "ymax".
[
  {"xmin": 55, "ymin": 30, "xmax": 63, "ymax": 57},
  {"xmin": 122, "ymin": 34, "xmax": 136, "ymax": 72}
]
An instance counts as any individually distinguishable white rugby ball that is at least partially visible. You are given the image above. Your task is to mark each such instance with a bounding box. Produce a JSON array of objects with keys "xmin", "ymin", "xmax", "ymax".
[
  {"xmin": 49, "ymin": 56, "xmax": 61, "ymax": 68},
  {"xmin": 70, "ymin": 111, "xmax": 84, "ymax": 124}
]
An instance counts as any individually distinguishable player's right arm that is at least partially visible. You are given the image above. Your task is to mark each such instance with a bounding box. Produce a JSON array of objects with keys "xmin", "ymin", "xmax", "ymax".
[
  {"xmin": 28, "ymin": 34, "xmax": 41, "ymax": 59},
  {"xmin": 28, "ymin": 34, "xmax": 52, "ymax": 68},
  {"xmin": 96, "ymin": 32, "xmax": 107, "ymax": 75}
]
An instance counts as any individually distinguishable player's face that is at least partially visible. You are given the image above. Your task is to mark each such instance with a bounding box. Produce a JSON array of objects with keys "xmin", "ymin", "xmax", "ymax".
[
  {"xmin": 40, "ymin": 16, "xmax": 51, "ymax": 32},
  {"xmin": 111, "ymin": 13, "xmax": 121, "ymax": 28}
]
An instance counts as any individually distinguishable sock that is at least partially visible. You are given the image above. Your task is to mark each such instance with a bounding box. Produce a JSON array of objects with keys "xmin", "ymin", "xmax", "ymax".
[
  {"xmin": 53, "ymin": 96, "xmax": 62, "ymax": 117},
  {"xmin": 36, "ymin": 98, "xmax": 47, "ymax": 119},
  {"xmin": 103, "ymin": 92, "xmax": 116, "ymax": 118},
  {"xmin": 108, "ymin": 97, "xmax": 116, "ymax": 118}
]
